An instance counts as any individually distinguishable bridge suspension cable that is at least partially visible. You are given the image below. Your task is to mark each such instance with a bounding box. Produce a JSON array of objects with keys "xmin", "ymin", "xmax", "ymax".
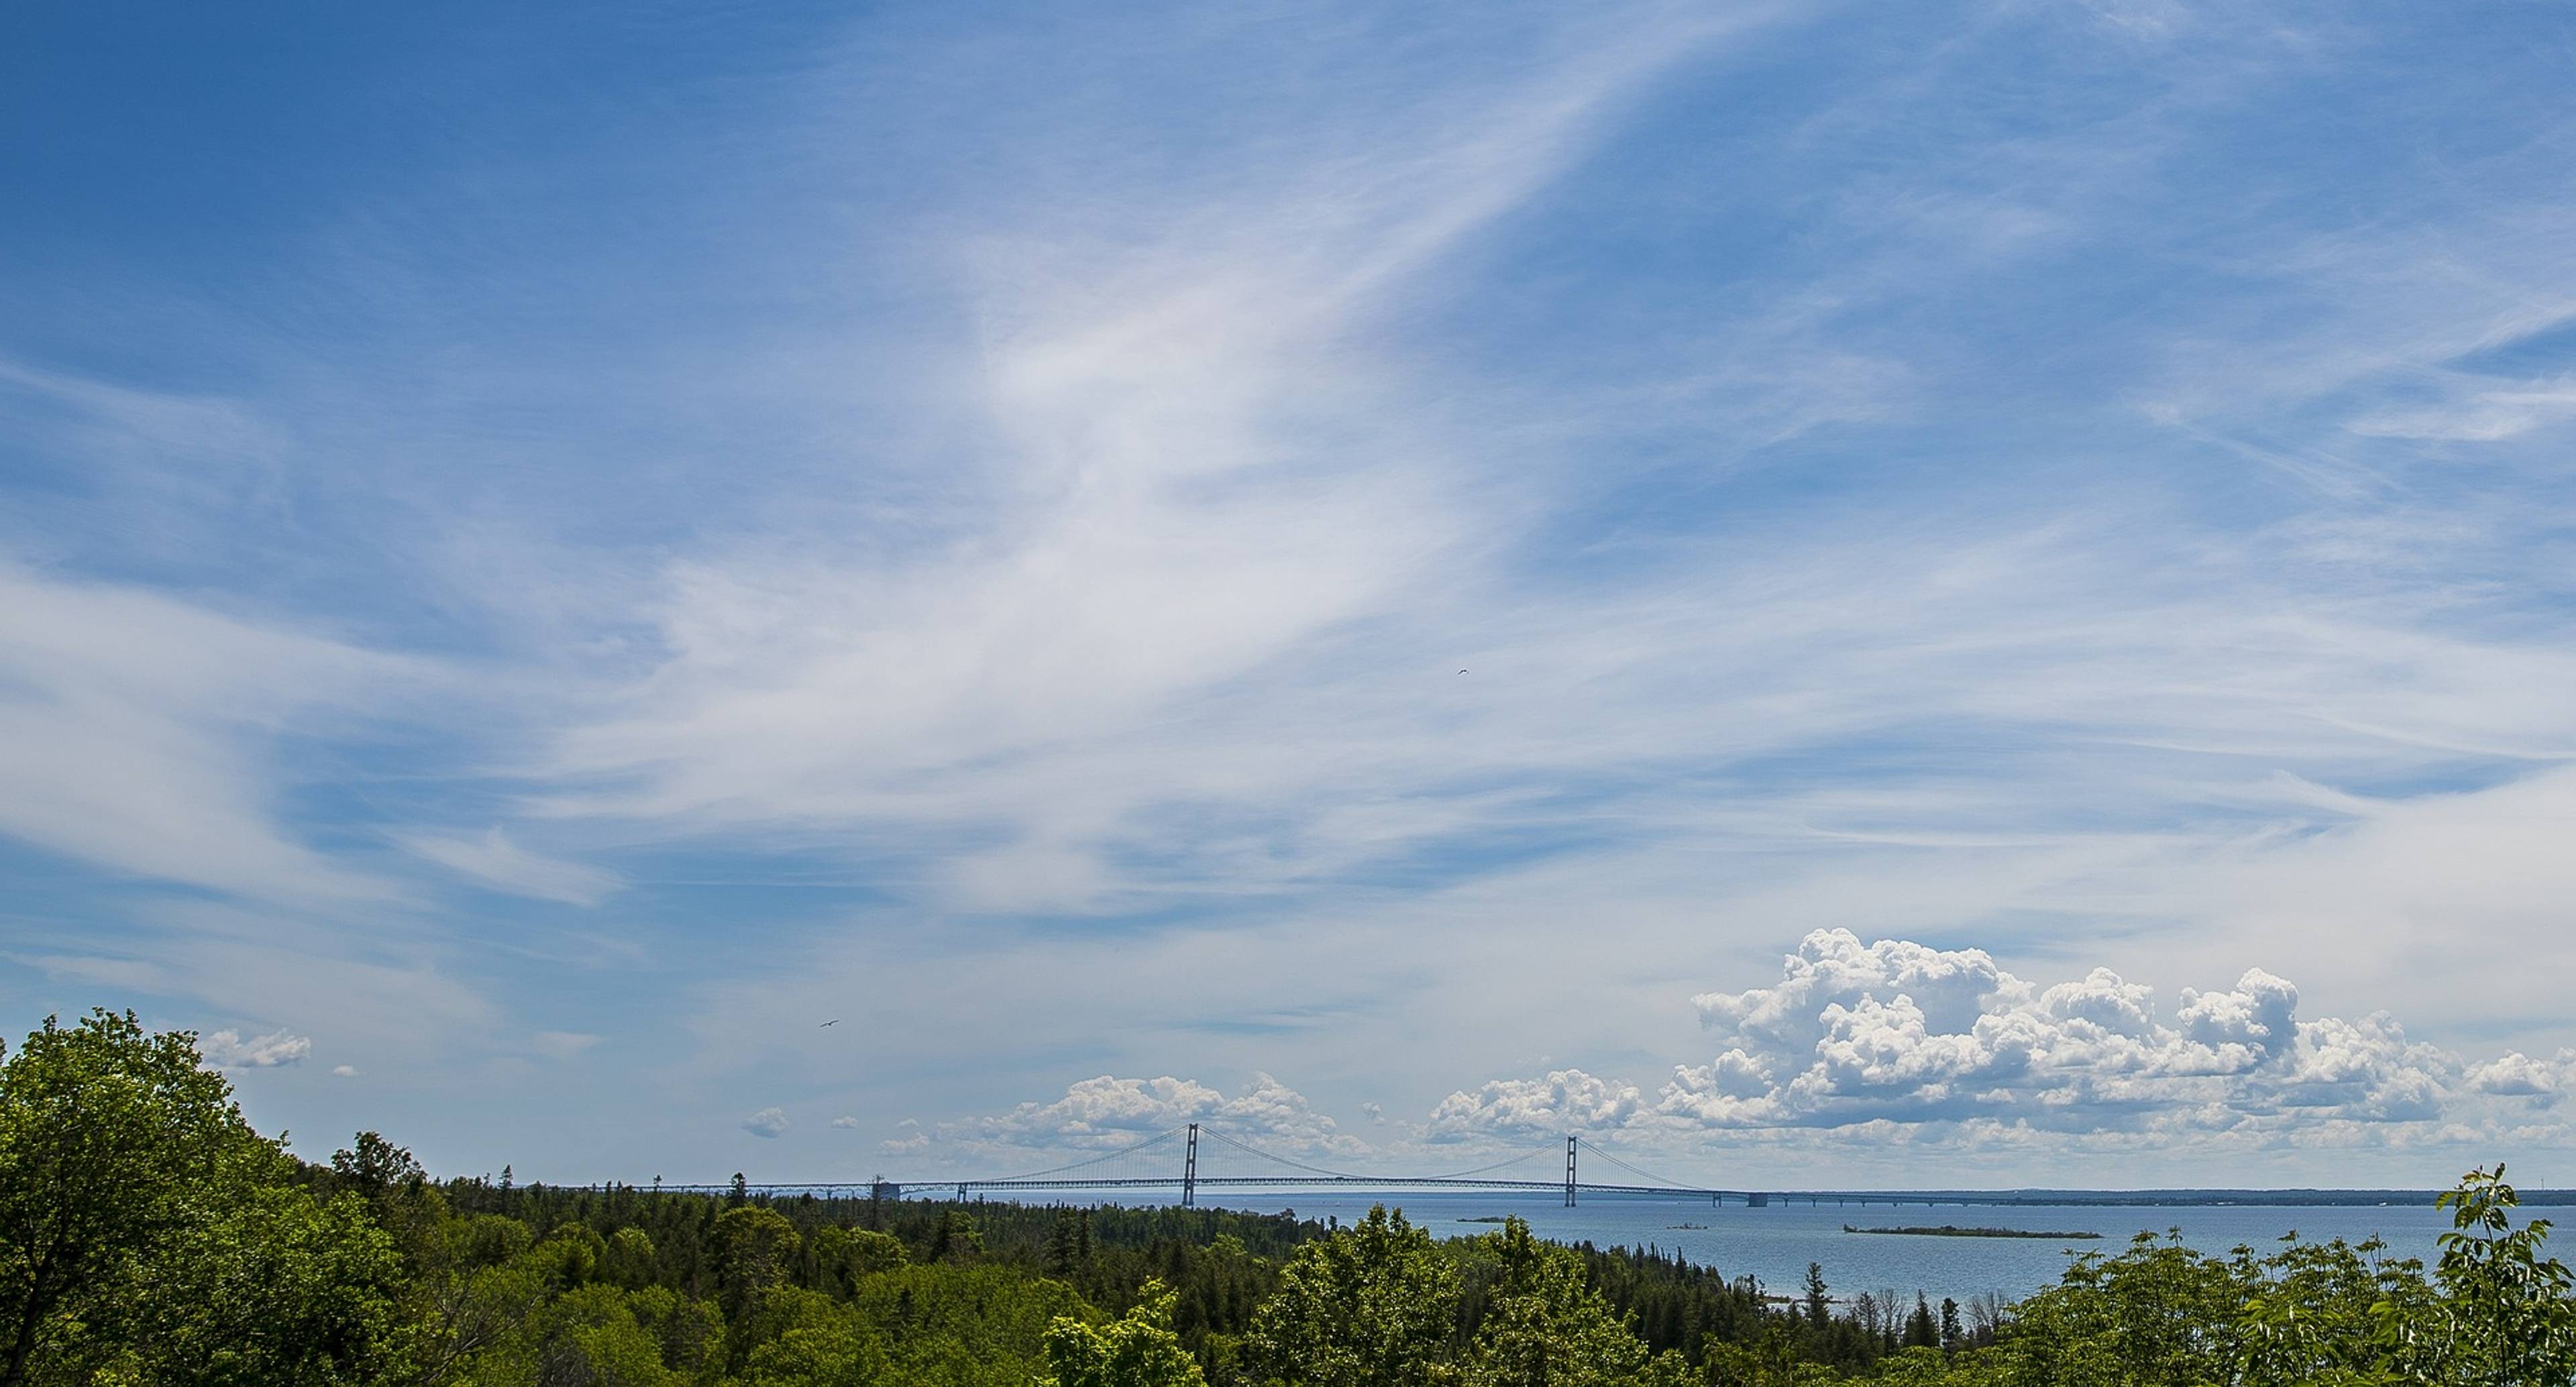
[
  {"xmin": 1193, "ymin": 1127, "xmax": 1566, "ymax": 1184},
  {"xmin": 818, "ymin": 1122, "xmax": 1763, "ymax": 1203},
  {"xmin": 985, "ymin": 1126, "xmax": 1185, "ymax": 1183},
  {"xmin": 1418, "ymin": 1145, "xmax": 1562, "ymax": 1181},
  {"xmin": 1194, "ymin": 1127, "xmax": 1365, "ymax": 1180},
  {"xmin": 1572, "ymin": 1141, "xmax": 1699, "ymax": 1190}
]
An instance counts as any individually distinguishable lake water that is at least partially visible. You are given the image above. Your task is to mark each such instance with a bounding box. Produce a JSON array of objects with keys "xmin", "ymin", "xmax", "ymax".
[{"xmin": 1097, "ymin": 1188, "xmax": 2466, "ymax": 1305}]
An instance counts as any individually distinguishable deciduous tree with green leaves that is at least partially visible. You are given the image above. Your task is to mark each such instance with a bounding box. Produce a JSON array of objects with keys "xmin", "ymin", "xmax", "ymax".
[
  {"xmin": 1464, "ymin": 1218, "xmax": 1691, "ymax": 1387},
  {"xmin": 1240, "ymin": 1205, "xmax": 1462, "ymax": 1387},
  {"xmin": 133, "ymin": 1181, "xmax": 417, "ymax": 1387},
  {"xmin": 1042, "ymin": 1280, "xmax": 1207, "ymax": 1387},
  {"xmin": 0, "ymin": 1010, "xmax": 417, "ymax": 1387},
  {"xmin": 0, "ymin": 1010, "xmax": 263, "ymax": 1383},
  {"xmin": 2425, "ymin": 1164, "xmax": 2576, "ymax": 1386}
]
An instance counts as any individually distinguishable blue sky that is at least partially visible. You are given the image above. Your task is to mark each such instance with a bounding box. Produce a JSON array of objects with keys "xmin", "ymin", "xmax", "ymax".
[{"xmin": 6, "ymin": 0, "xmax": 2576, "ymax": 1188}]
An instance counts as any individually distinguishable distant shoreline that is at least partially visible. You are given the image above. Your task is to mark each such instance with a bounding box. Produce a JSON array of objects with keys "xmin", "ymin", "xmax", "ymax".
[
  {"xmin": 723, "ymin": 1182, "xmax": 2573, "ymax": 1209},
  {"xmin": 1845, "ymin": 1224, "xmax": 2103, "ymax": 1240},
  {"xmin": 1773, "ymin": 1188, "xmax": 2565, "ymax": 1208}
]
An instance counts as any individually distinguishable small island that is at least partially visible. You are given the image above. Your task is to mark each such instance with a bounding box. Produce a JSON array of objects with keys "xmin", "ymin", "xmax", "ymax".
[
  {"xmin": 1457, "ymin": 1215, "xmax": 1513, "ymax": 1223},
  {"xmin": 1844, "ymin": 1223, "xmax": 2102, "ymax": 1239}
]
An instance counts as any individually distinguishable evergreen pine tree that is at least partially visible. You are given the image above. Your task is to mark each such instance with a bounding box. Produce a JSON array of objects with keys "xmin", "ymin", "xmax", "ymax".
[{"xmin": 1049, "ymin": 1209, "xmax": 1081, "ymax": 1277}]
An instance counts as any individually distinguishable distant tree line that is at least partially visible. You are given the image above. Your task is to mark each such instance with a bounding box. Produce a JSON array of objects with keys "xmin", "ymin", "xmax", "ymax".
[{"xmin": 4, "ymin": 1008, "xmax": 2573, "ymax": 1385}]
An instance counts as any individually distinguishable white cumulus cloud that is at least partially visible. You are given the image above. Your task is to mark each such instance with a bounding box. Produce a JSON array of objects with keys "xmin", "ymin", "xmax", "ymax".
[
  {"xmin": 1435, "ymin": 931, "xmax": 2506, "ymax": 1147},
  {"xmin": 1428, "ymin": 1069, "xmax": 1648, "ymax": 1140},
  {"xmin": 741, "ymin": 1107, "xmax": 790, "ymax": 1139},
  {"xmin": 881, "ymin": 1118, "xmax": 928, "ymax": 1154},
  {"xmin": 200, "ymin": 1028, "xmax": 311, "ymax": 1069},
  {"xmin": 2468, "ymin": 1050, "xmax": 2575, "ymax": 1099},
  {"xmin": 956, "ymin": 1071, "xmax": 1362, "ymax": 1156}
]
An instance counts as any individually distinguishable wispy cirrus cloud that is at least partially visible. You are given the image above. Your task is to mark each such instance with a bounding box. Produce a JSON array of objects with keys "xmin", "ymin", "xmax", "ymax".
[
  {"xmin": 531, "ymin": 5, "xmax": 1798, "ymax": 905},
  {"xmin": 0, "ymin": 562, "xmax": 413, "ymax": 903},
  {"xmin": 394, "ymin": 827, "xmax": 621, "ymax": 907},
  {"xmin": 7, "ymin": 0, "xmax": 2576, "ymax": 1184},
  {"xmin": 2347, "ymin": 376, "xmax": 2576, "ymax": 443}
]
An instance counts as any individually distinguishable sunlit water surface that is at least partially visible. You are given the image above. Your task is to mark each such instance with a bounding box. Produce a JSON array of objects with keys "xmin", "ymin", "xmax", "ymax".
[{"xmin": 1055, "ymin": 1188, "xmax": 2465, "ymax": 1304}]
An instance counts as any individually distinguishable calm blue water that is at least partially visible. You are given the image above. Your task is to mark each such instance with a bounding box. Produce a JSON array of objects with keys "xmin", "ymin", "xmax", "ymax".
[{"xmin": 1081, "ymin": 1188, "xmax": 2465, "ymax": 1304}]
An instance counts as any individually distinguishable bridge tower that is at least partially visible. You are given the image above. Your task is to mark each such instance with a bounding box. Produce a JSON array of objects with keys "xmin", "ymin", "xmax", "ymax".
[
  {"xmin": 1563, "ymin": 1135, "xmax": 1578, "ymax": 1207},
  {"xmin": 1183, "ymin": 1123, "xmax": 1199, "ymax": 1208}
]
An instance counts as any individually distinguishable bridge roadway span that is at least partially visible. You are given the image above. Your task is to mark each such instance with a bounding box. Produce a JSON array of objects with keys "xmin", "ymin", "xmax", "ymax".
[
  {"xmin": 670, "ymin": 1127, "xmax": 2025, "ymax": 1206},
  {"xmin": 673, "ymin": 1176, "xmax": 1994, "ymax": 1207}
]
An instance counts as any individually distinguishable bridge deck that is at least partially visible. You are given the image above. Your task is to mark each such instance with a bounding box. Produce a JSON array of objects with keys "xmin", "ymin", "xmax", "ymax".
[
  {"xmin": 651, "ymin": 1128, "xmax": 2051, "ymax": 1205},
  {"xmin": 655, "ymin": 1176, "xmax": 2015, "ymax": 1205}
]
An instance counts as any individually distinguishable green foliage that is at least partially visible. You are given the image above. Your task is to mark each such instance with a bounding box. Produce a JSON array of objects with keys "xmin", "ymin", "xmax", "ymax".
[
  {"xmin": 325, "ymin": 1131, "xmax": 448, "ymax": 1269},
  {"xmin": 848, "ymin": 1261, "xmax": 1086, "ymax": 1385},
  {"xmin": 478, "ymin": 1280, "xmax": 693, "ymax": 1386},
  {"xmin": 1699, "ymin": 1317, "xmax": 1841, "ymax": 1387},
  {"xmin": 1947, "ymin": 1170, "xmax": 2576, "ymax": 1387},
  {"xmin": 1462, "ymin": 1219, "xmax": 1689, "ymax": 1387},
  {"xmin": 2428, "ymin": 1164, "xmax": 2576, "ymax": 1384},
  {"xmin": 811, "ymin": 1225, "xmax": 908, "ymax": 1296},
  {"xmin": 604, "ymin": 1225, "xmax": 662, "ymax": 1289},
  {"xmin": 0, "ymin": 1009, "xmax": 384, "ymax": 1387},
  {"xmin": 1557, "ymin": 1243, "xmax": 1766, "ymax": 1363},
  {"xmin": 1043, "ymin": 1280, "xmax": 1208, "ymax": 1387},
  {"xmin": 131, "ymin": 1182, "xmax": 417, "ymax": 1386},
  {"xmin": 1998, "ymin": 1230, "xmax": 2324, "ymax": 1384},
  {"xmin": 716, "ymin": 1206, "xmax": 804, "ymax": 1295},
  {"xmin": 1050, "ymin": 1210, "xmax": 1095, "ymax": 1279},
  {"xmin": 453, "ymin": 1214, "xmax": 539, "ymax": 1270},
  {"xmin": 1900, "ymin": 1294, "xmax": 1935, "ymax": 1351},
  {"xmin": 1240, "ymin": 1205, "xmax": 1463, "ymax": 1386},
  {"xmin": 741, "ymin": 1286, "xmax": 888, "ymax": 1386},
  {"xmin": 1801, "ymin": 1265, "xmax": 1829, "ymax": 1330},
  {"xmin": 8, "ymin": 1009, "xmax": 2576, "ymax": 1387},
  {"xmin": 926, "ymin": 1209, "xmax": 983, "ymax": 1264}
]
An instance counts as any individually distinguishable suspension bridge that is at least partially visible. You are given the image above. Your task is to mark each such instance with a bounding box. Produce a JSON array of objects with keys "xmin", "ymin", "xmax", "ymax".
[{"xmin": 666, "ymin": 1125, "xmax": 1998, "ymax": 1209}]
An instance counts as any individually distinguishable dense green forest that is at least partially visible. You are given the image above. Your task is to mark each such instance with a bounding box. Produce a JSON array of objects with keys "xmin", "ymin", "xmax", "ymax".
[{"xmin": 5, "ymin": 1010, "xmax": 2574, "ymax": 1385}]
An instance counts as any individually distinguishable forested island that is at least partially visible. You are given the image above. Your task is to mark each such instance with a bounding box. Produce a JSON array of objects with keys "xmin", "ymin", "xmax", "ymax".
[{"xmin": 6, "ymin": 1008, "xmax": 2575, "ymax": 1386}]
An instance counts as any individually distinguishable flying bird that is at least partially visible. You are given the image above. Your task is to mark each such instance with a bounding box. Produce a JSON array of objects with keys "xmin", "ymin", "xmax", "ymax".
[
  {"xmin": 1458, "ymin": 669, "xmax": 1468, "ymax": 674},
  {"xmin": 820, "ymin": 1019, "xmax": 839, "ymax": 1027}
]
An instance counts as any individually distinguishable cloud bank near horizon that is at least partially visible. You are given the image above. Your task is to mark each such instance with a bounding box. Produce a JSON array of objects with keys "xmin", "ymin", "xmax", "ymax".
[
  {"xmin": 1431, "ymin": 932, "xmax": 2491, "ymax": 1146},
  {"xmin": 865, "ymin": 932, "xmax": 2575, "ymax": 1172}
]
